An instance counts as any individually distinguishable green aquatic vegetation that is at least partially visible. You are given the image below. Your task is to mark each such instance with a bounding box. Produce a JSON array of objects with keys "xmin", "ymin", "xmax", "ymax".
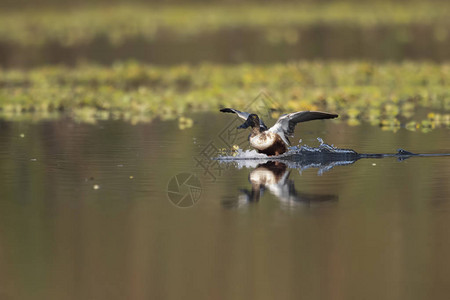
[
  {"xmin": 0, "ymin": 2, "xmax": 449, "ymax": 46},
  {"xmin": 0, "ymin": 61, "xmax": 449, "ymax": 130}
]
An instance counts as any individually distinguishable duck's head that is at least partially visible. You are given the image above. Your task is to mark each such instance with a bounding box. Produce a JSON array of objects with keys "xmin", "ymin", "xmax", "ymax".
[{"xmin": 237, "ymin": 114, "xmax": 260, "ymax": 130}]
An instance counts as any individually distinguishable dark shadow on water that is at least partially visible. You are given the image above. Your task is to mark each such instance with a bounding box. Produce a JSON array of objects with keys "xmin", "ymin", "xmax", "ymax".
[{"xmin": 218, "ymin": 141, "xmax": 450, "ymax": 167}]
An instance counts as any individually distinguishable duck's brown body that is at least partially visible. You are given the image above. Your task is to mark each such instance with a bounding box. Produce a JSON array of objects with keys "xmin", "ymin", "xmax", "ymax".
[
  {"xmin": 249, "ymin": 132, "xmax": 287, "ymax": 156},
  {"xmin": 257, "ymin": 137, "xmax": 287, "ymax": 156}
]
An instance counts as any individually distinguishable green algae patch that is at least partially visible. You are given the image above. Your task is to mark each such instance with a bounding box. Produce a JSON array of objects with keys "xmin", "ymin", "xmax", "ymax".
[{"xmin": 0, "ymin": 61, "xmax": 449, "ymax": 130}]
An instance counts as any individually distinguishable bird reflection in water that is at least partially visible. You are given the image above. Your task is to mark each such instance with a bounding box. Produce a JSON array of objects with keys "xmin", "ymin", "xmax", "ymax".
[{"xmin": 223, "ymin": 161, "xmax": 338, "ymax": 209}]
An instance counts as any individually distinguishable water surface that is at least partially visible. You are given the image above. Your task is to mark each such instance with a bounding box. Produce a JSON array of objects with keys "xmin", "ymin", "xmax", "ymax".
[{"xmin": 0, "ymin": 114, "xmax": 449, "ymax": 299}]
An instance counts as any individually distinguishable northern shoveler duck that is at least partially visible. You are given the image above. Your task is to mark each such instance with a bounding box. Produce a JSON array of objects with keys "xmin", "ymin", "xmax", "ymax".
[{"xmin": 220, "ymin": 108, "xmax": 338, "ymax": 156}]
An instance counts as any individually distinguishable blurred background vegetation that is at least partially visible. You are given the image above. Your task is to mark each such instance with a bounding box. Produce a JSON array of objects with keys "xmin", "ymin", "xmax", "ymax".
[
  {"xmin": 0, "ymin": 0, "xmax": 449, "ymax": 130},
  {"xmin": 0, "ymin": 0, "xmax": 447, "ymax": 7}
]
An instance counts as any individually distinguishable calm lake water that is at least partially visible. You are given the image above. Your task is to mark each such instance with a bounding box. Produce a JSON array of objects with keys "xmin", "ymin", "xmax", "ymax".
[{"xmin": 0, "ymin": 113, "xmax": 449, "ymax": 299}]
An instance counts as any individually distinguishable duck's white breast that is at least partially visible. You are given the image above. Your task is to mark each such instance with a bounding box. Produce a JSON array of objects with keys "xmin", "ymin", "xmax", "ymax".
[{"xmin": 249, "ymin": 132, "xmax": 277, "ymax": 150}]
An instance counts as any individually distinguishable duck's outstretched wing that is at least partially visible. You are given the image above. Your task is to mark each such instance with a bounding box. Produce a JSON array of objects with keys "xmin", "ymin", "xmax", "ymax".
[
  {"xmin": 268, "ymin": 111, "xmax": 338, "ymax": 145},
  {"xmin": 220, "ymin": 108, "xmax": 268, "ymax": 131}
]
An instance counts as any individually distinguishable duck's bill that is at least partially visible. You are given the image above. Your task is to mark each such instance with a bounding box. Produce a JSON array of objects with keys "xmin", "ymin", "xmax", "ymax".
[{"xmin": 237, "ymin": 121, "xmax": 250, "ymax": 129}]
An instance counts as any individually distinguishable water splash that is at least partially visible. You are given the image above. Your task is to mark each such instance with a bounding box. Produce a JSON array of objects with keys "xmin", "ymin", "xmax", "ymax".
[
  {"xmin": 215, "ymin": 138, "xmax": 450, "ymax": 174},
  {"xmin": 216, "ymin": 138, "xmax": 359, "ymax": 174},
  {"xmin": 217, "ymin": 138, "xmax": 357, "ymax": 161}
]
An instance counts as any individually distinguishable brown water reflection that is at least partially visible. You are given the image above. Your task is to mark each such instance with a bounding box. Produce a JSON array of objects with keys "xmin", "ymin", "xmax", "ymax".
[
  {"xmin": 2, "ymin": 24, "xmax": 450, "ymax": 67},
  {"xmin": 0, "ymin": 115, "xmax": 449, "ymax": 299},
  {"xmin": 223, "ymin": 161, "xmax": 338, "ymax": 208}
]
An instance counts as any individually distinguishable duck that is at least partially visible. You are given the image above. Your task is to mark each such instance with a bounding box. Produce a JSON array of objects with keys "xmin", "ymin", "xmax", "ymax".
[{"xmin": 220, "ymin": 108, "xmax": 338, "ymax": 156}]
